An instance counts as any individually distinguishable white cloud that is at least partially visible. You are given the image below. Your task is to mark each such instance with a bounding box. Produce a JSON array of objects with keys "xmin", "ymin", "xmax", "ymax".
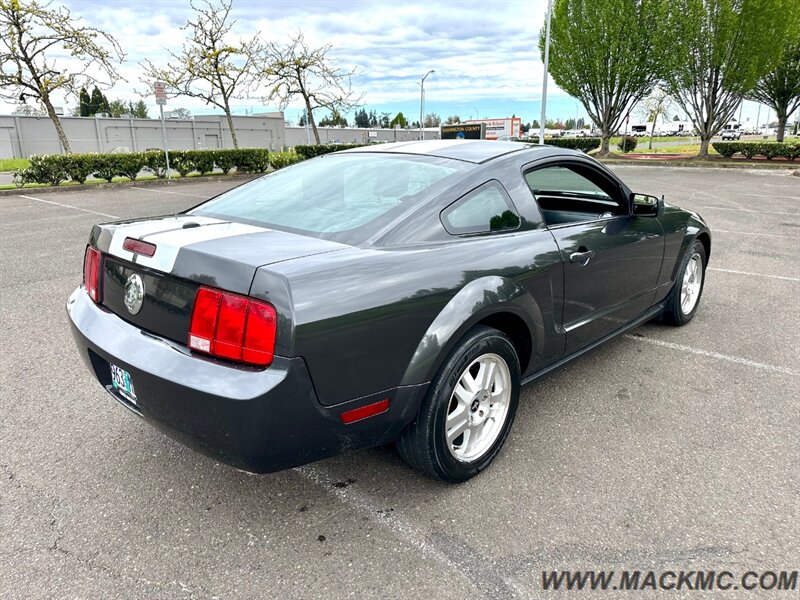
[{"xmin": 1, "ymin": 0, "xmax": 563, "ymax": 118}]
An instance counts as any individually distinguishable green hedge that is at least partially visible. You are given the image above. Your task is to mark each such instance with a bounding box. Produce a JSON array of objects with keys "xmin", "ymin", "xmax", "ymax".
[
  {"xmin": 269, "ymin": 151, "xmax": 303, "ymax": 169},
  {"xmin": 711, "ymin": 142, "xmax": 800, "ymax": 160},
  {"xmin": 294, "ymin": 144, "xmax": 366, "ymax": 159},
  {"xmin": 515, "ymin": 137, "xmax": 601, "ymax": 153},
  {"xmin": 12, "ymin": 148, "xmax": 287, "ymax": 187},
  {"xmin": 547, "ymin": 137, "xmax": 602, "ymax": 153}
]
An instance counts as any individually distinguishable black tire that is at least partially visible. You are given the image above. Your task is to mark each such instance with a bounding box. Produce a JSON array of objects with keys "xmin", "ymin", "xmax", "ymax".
[
  {"xmin": 395, "ymin": 326, "xmax": 520, "ymax": 482},
  {"xmin": 662, "ymin": 240, "xmax": 707, "ymax": 326}
]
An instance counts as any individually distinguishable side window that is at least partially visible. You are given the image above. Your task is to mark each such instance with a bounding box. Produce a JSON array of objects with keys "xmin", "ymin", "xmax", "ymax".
[
  {"xmin": 441, "ymin": 181, "xmax": 520, "ymax": 235},
  {"xmin": 525, "ymin": 165, "xmax": 625, "ymax": 226}
]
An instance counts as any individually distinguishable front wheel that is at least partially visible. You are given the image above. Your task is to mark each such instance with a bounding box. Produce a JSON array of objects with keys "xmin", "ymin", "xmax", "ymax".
[
  {"xmin": 662, "ymin": 240, "xmax": 707, "ymax": 326},
  {"xmin": 395, "ymin": 326, "xmax": 520, "ymax": 482}
]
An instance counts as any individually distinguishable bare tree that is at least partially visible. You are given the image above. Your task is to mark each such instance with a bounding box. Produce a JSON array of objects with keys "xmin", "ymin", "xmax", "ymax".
[
  {"xmin": 0, "ymin": 0, "xmax": 124, "ymax": 153},
  {"xmin": 141, "ymin": 0, "xmax": 263, "ymax": 149},
  {"xmin": 638, "ymin": 87, "xmax": 673, "ymax": 149},
  {"xmin": 262, "ymin": 31, "xmax": 360, "ymax": 144}
]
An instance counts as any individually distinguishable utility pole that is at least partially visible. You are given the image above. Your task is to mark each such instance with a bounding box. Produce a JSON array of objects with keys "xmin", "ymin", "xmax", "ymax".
[
  {"xmin": 539, "ymin": 0, "xmax": 554, "ymax": 145},
  {"xmin": 419, "ymin": 70, "xmax": 434, "ymax": 141}
]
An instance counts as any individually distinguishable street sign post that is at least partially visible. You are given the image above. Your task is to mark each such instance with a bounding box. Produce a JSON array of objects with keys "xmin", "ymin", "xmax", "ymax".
[{"xmin": 154, "ymin": 82, "xmax": 171, "ymax": 179}]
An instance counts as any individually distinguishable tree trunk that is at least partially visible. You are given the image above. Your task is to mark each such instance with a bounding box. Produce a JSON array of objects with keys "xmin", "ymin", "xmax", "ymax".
[
  {"xmin": 648, "ymin": 119, "xmax": 656, "ymax": 150},
  {"xmin": 776, "ymin": 111, "xmax": 787, "ymax": 143},
  {"xmin": 223, "ymin": 101, "xmax": 239, "ymax": 149},
  {"xmin": 698, "ymin": 135, "xmax": 711, "ymax": 159},
  {"xmin": 304, "ymin": 97, "xmax": 320, "ymax": 145},
  {"xmin": 42, "ymin": 95, "xmax": 71, "ymax": 154},
  {"xmin": 599, "ymin": 128, "xmax": 610, "ymax": 155}
]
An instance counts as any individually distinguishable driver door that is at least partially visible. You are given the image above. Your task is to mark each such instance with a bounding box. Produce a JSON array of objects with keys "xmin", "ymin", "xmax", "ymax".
[{"xmin": 525, "ymin": 162, "xmax": 664, "ymax": 355}]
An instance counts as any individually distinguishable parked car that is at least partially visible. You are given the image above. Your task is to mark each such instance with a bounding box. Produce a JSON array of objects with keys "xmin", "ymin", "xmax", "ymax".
[
  {"xmin": 496, "ymin": 135, "xmax": 521, "ymax": 142},
  {"xmin": 68, "ymin": 141, "xmax": 711, "ymax": 482},
  {"xmin": 721, "ymin": 129, "xmax": 741, "ymax": 141}
]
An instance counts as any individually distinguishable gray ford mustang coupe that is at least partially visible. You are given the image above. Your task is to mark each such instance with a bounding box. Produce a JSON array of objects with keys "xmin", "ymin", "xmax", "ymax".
[{"xmin": 68, "ymin": 140, "xmax": 710, "ymax": 482}]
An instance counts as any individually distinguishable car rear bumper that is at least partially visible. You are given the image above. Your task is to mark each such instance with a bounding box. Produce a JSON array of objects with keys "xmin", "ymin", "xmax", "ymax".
[{"xmin": 67, "ymin": 287, "xmax": 424, "ymax": 473}]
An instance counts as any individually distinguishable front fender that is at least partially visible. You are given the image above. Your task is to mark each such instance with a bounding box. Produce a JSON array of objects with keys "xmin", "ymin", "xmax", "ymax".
[
  {"xmin": 399, "ymin": 275, "xmax": 542, "ymax": 387},
  {"xmin": 658, "ymin": 207, "xmax": 712, "ymax": 289}
]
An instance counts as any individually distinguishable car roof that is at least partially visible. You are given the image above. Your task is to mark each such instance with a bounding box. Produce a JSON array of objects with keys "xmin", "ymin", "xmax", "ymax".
[{"xmin": 339, "ymin": 139, "xmax": 563, "ymax": 164}]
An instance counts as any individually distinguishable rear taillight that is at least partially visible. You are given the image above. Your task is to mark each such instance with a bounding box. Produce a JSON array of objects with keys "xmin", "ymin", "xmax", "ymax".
[
  {"xmin": 83, "ymin": 246, "xmax": 102, "ymax": 302},
  {"xmin": 188, "ymin": 286, "xmax": 277, "ymax": 366}
]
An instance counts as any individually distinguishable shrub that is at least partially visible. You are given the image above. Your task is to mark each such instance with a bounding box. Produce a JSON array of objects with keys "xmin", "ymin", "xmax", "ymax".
[
  {"xmin": 62, "ymin": 153, "xmax": 97, "ymax": 184},
  {"xmin": 711, "ymin": 142, "xmax": 800, "ymax": 161},
  {"xmin": 293, "ymin": 144, "xmax": 366, "ymax": 159},
  {"xmin": 169, "ymin": 150, "xmax": 196, "ymax": 177},
  {"xmin": 115, "ymin": 152, "xmax": 148, "ymax": 181},
  {"xmin": 231, "ymin": 148, "xmax": 271, "ymax": 173},
  {"xmin": 17, "ymin": 154, "xmax": 69, "ymax": 186},
  {"xmin": 183, "ymin": 150, "xmax": 215, "ymax": 175},
  {"xmin": 269, "ymin": 151, "xmax": 302, "ymax": 170},
  {"xmin": 544, "ymin": 137, "xmax": 602, "ymax": 153},
  {"xmin": 711, "ymin": 142, "xmax": 738, "ymax": 158},
  {"xmin": 93, "ymin": 154, "xmax": 121, "ymax": 182},
  {"xmin": 143, "ymin": 151, "xmax": 169, "ymax": 178},
  {"xmin": 212, "ymin": 149, "xmax": 238, "ymax": 174},
  {"xmin": 617, "ymin": 136, "xmax": 638, "ymax": 152}
]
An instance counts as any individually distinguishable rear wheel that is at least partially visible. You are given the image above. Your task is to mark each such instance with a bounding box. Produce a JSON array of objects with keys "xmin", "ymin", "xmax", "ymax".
[
  {"xmin": 663, "ymin": 240, "xmax": 706, "ymax": 326},
  {"xmin": 395, "ymin": 326, "xmax": 520, "ymax": 482}
]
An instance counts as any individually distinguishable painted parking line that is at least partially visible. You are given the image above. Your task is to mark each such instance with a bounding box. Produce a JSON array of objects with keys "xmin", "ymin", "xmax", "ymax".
[
  {"xmin": 626, "ymin": 334, "xmax": 799, "ymax": 376},
  {"xmin": 726, "ymin": 191, "xmax": 800, "ymax": 200},
  {"xmin": 16, "ymin": 194, "xmax": 119, "ymax": 219},
  {"xmin": 711, "ymin": 229, "xmax": 797, "ymax": 239},
  {"xmin": 296, "ymin": 465, "xmax": 533, "ymax": 600},
  {"xmin": 708, "ymin": 267, "xmax": 799, "ymax": 282},
  {"xmin": 132, "ymin": 187, "xmax": 209, "ymax": 199},
  {"xmin": 697, "ymin": 205, "xmax": 799, "ymax": 216}
]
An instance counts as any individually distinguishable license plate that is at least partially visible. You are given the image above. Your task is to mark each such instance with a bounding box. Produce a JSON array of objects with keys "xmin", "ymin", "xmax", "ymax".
[{"xmin": 110, "ymin": 364, "xmax": 137, "ymax": 404}]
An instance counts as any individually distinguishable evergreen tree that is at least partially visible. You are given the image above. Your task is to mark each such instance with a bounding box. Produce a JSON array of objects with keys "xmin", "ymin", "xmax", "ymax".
[
  {"xmin": 79, "ymin": 87, "xmax": 91, "ymax": 117},
  {"xmin": 353, "ymin": 108, "xmax": 370, "ymax": 128},
  {"xmin": 89, "ymin": 86, "xmax": 105, "ymax": 115}
]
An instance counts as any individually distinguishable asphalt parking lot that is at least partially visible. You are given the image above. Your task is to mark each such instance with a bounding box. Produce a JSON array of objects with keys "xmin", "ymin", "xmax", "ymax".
[{"xmin": 1, "ymin": 166, "xmax": 798, "ymax": 599}]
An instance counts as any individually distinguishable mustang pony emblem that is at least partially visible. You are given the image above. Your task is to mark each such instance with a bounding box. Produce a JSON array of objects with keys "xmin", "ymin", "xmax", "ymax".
[{"xmin": 123, "ymin": 274, "xmax": 145, "ymax": 315}]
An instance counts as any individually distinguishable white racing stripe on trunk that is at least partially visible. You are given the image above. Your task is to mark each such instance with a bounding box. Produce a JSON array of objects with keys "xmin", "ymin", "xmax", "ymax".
[
  {"xmin": 137, "ymin": 221, "xmax": 266, "ymax": 272},
  {"xmin": 106, "ymin": 216, "xmax": 266, "ymax": 273}
]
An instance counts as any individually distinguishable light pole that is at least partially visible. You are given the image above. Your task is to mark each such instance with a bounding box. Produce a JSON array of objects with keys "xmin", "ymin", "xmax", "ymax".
[
  {"xmin": 419, "ymin": 69, "xmax": 434, "ymax": 140},
  {"xmin": 574, "ymin": 102, "xmax": 579, "ymax": 133},
  {"xmin": 539, "ymin": 0, "xmax": 553, "ymax": 145}
]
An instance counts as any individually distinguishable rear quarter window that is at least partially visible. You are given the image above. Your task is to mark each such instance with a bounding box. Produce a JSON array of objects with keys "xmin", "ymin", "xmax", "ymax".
[{"xmin": 441, "ymin": 180, "xmax": 520, "ymax": 235}]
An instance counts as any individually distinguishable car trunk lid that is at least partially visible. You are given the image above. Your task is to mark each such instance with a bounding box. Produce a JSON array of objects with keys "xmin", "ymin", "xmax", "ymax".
[{"xmin": 94, "ymin": 215, "xmax": 346, "ymax": 346}]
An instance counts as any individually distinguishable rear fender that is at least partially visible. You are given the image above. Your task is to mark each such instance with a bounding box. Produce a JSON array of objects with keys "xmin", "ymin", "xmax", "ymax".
[{"xmin": 399, "ymin": 275, "xmax": 541, "ymax": 387}]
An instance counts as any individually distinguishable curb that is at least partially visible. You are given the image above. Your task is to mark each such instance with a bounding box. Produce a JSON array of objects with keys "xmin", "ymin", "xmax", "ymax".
[
  {"xmin": 597, "ymin": 158, "xmax": 799, "ymax": 172},
  {"xmin": 0, "ymin": 172, "xmax": 260, "ymax": 198}
]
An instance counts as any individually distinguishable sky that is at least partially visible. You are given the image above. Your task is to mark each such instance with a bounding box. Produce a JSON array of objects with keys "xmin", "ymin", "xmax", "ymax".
[{"xmin": 1, "ymin": 0, "xmax": 775, "ymax": 127}]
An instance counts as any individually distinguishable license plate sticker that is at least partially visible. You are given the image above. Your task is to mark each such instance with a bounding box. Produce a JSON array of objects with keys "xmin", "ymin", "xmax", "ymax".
[{"xmin": 110, "ymin": 364, "xmax": 137, "ymax": 404}]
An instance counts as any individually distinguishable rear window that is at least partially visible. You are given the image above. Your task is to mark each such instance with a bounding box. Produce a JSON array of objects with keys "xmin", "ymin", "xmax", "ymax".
[{"xmin": 190, "ymin": 153, "xmax": 468, "ymax": 243}]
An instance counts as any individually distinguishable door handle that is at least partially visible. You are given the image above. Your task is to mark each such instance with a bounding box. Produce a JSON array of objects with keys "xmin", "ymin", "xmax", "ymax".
[{"xmin": 569, "ymin": 248, "xmax": 594, "ymax": 266}]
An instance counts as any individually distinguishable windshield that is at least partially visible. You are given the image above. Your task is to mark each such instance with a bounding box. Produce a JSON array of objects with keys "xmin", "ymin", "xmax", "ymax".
[{"xmin": 190, "ymin": 153, "xmax": 468, "ymax": 243}]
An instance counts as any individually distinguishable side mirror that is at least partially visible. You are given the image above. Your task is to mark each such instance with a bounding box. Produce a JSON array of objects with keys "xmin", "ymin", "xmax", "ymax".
[{"xmin": 631, "ymin": 193, "xmax": 662, "ymax": 217}]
